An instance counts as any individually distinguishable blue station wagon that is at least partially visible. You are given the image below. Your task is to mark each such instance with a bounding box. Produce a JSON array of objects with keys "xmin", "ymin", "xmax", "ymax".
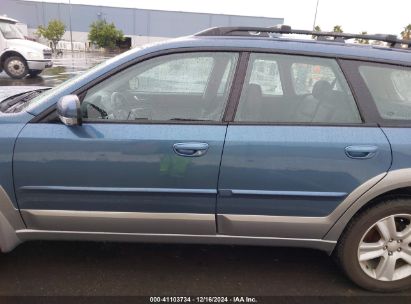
[{"xmin": 1, "ymin": 25, "xmax": 411, "ymax": 292}]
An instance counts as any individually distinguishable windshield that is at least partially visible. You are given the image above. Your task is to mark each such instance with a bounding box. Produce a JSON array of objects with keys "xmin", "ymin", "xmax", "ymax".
[{"xmin": 0, "ymin": 21, "xmax": 25, "ymax": 39}]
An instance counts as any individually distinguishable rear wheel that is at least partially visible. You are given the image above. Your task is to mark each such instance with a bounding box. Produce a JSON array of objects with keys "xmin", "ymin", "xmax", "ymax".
[
  {"xmin": 3, "ymin": 56, "xmax": 28, "ymax": 79},
  {"xmin": 336, "ymin": 198, "xmax": 411, "ymax": 292}
]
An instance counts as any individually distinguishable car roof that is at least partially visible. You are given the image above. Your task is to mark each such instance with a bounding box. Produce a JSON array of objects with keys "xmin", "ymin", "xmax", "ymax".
[{"xmin": 157, "ymin": 35, "xmax": 411, "ymax": 66}]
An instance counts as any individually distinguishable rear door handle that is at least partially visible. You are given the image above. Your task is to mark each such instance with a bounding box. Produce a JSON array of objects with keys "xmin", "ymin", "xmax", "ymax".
[
  {"xmin": 345, "ymin": 145, "xmax": 378, "ymax": 159},
  {"xmin": 173, "ymin": 143, "xmax": 209, "ymax": 157}
]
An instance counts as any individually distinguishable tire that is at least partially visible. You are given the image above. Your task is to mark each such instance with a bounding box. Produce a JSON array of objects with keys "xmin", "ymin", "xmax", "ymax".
[
  {"xmin": 3, "ymin": 56, "xmax": 28, "ymax": 79},
  {"xmin": 335, "ymin": 198, "xmax": 411, "ymax": 292},
  {"xmin": 28, "ymin": 69, "xmax": 42, "ymax": 77}
]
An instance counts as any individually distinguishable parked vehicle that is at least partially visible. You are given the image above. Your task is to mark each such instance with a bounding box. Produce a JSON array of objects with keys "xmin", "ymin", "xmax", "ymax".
[
  {"xmin": 0, "ymin": 16, "xmax": 52, "ymax": 79},
  {"xmin": 1, "ymin": 25, "xmax": 411, "ymax": 292}
]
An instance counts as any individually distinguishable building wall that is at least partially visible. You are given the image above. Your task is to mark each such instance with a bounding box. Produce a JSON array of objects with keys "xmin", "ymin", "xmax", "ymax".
[{"xmin": 2, "ymin": 0, "xmax": 283, "ymax": 47}]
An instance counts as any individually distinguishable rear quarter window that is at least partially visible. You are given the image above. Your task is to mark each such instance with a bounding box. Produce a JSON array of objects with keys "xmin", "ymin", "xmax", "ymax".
[{"xmin": 359, "ymin": 65, "xmax": 411, "ymax": 120}]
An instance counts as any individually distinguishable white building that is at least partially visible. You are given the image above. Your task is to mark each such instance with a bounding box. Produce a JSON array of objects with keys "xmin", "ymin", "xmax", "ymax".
[{"xmin": 3, "ymin": 0, "xmax": 284, "ymax": 49}]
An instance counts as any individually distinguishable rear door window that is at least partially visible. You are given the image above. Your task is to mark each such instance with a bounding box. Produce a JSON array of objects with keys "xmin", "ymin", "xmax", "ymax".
[
  {"xmin": 235, "ymin": 53, "xmax": 361, "ymax": 124},
  {"xmin": 291, "ymin": 63, "xmax": 342, "ymax": 95},
  {"xmin": 249, "ymin": 59, "xmax": 283, "ymax": 96}
]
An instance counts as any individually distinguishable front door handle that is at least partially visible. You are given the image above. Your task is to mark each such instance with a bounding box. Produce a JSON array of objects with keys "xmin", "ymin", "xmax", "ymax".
[
  {"xmin": 345, "ymin": 145, "xmax": 378, "ymax": 159},
  {"xmin": 173, "ymin": 143, "xmax": 209, "ymax": 157}
]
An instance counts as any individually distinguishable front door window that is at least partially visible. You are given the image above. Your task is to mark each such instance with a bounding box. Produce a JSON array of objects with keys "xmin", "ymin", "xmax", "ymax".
[{"xmin": 82, "ymin": 52, "xmax": 238, "ymax": 122}]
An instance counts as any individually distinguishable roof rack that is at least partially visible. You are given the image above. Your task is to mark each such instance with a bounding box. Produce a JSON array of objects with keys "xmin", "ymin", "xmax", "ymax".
[{"xmin": 195, "ymin": 25, "xmax": 411, "ymax": 49}]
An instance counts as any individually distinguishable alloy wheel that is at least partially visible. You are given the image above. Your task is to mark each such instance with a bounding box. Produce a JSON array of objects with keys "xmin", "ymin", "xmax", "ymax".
[{"xmin": 358, "ymin": 214, "xmax": 411, "ymax": 281}]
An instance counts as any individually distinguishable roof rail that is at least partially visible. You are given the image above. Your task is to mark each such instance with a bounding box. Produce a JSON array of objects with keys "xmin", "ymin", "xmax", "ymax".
[{"xmin": 195, "ymin": 25, "xmax": 411, "ymax": 49}]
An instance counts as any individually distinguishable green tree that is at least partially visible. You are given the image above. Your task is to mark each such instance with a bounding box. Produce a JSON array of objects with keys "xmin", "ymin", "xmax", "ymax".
[
  {"xmin": 88, "ymin": 20, "xmax": 124, "ymax": 49},
  {"xmin": 401, "ymin": 24, "xmax": 411, "ymax": 40},
  {"xmin": 333, "ymin": 25, "xmax": 344, "ymax": 33},
  {"xmin": 37, "ymin": 19, "xmax": 66, "ymax": 51},
  {"xmin": 312, "ymin": 25, "xmax": 322, "ymax": 39},
  {"xmin": 356, "ymin": 31, "xmax": 369, "ymax": 44}
]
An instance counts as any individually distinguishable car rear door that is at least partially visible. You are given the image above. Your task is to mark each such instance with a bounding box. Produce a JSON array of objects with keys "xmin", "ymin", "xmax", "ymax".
[
  {"xmin": 13, "ymin": 51, "xmax": 239, "ymax": 235},
  {"xmin": 217, "ymin": 53, "xmax": 392, "ymax": 239}
]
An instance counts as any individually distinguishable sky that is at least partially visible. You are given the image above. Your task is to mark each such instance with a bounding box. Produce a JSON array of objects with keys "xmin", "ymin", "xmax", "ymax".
[{"xmin": 31, "ymin": 0, "xmax": 411, "ymax": 37}]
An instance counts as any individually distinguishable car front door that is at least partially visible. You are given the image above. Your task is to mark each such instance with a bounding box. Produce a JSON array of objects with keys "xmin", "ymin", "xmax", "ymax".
[
  {"xmin": 217, "ymin": 53, "xmax": 392, "ymax": 239},
  {"xmin": 13, "ymin": 51, "xmax": 239, "ymax": 235}
]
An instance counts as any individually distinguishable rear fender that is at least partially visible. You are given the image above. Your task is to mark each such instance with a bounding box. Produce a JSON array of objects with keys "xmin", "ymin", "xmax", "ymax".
[{"xmin": 325, "ymin": 168, "xmax": 411, "ymax": 241}]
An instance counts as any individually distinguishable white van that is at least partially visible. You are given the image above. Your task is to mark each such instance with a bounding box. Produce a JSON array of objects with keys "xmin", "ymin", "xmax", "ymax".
[{"xmin": 0, "ymin": 16, "xmax": 52, "ymax": 79}]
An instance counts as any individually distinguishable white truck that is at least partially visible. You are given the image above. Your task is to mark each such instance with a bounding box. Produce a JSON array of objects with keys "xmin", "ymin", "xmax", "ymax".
[{"xmin": 0, "ymin": 16, "xmax": 52, "ymax": 79}]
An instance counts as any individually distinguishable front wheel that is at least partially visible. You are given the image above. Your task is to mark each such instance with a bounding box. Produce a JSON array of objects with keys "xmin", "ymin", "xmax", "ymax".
[
  {"xmin": 3, "ymin": 56, "xmax": 28, "ymax": 79},
  {"xmin": 336, "ymin": 198, "xmax": 411, "ymax": 292}
]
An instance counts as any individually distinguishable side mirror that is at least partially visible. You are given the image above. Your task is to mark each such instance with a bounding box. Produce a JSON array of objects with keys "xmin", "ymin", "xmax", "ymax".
[{"xmin": 57, "ymin": 95, "xmax": 82, "ymax": 126}]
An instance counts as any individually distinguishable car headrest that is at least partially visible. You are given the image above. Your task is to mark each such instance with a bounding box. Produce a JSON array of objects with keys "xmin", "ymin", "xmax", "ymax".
[
  {"xmin": 247, "ymin": 83, "xmax": 263, "ymax": 99},
  {"xmin": 312, "ymin": 80, "xmax": 333, "ymax": 100}
]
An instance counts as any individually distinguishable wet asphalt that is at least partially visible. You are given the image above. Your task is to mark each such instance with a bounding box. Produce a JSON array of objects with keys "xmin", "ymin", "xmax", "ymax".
[
  {"xmin": 1, "ymin": 51, "xmax": 411, "ymax": 299},
  {"xmin": 0, "ymin": 51, "xmax": 112, "ymax": 87},
  {"xmin": 0, "ymin": 241, "xmax": 395, "ymax": 296}
]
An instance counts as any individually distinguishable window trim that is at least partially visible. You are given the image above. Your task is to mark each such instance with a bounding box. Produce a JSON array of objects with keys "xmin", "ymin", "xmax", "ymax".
[
  {"xmin": 232, "ymin": 52, "xmax": 365, "ymax": 126},
  {"xmin": 228, "ymin": 121, "xmax": 377, "ymax": 127},
  {"xmin": 223, "ymin": 52, "xmax": 250, "ymax": 122}
]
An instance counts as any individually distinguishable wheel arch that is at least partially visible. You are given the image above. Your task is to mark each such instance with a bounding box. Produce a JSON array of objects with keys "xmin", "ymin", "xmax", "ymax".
[
  {"xmin": 325, "ymin": 168, "xmax": 411, "ymax": 242},
  {"xmin": 0, "ymin": 51, "xmax": 27, "ymax": 68}
]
